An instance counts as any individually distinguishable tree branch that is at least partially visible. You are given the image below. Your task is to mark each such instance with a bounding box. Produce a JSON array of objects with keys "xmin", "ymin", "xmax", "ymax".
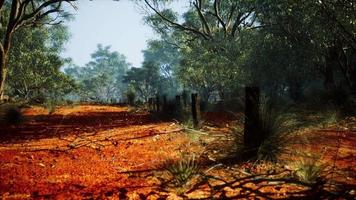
[
  {"xmin": 213, "ymin": 0, "xmax": 227, "ymax": 34},
  {"xmin": 0, "ymin": 0, "xmax": 4, "ymax": 11},
  {"xmin": 144, "ymin": 0, "xmax": 210, "ymax": 40},
  {"xmin": 192, "ymin": 0, "xmax": 211, "ymax": 36}
]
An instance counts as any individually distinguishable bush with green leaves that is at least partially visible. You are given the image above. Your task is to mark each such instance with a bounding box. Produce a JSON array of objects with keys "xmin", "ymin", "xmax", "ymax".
[{"xmin": 163, "ymin": 155, "xmax": 200, "ymax": 186}]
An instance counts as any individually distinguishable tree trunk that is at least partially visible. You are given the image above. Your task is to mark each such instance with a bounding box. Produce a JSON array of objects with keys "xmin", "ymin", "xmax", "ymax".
[
  {"xmin": 0, "ymin": 50, "xmax": 7, "ymax": 100},
  {"xmin": 244, "ymin": 86, "xmax": 260, "ymax": 158},
  {"xmin": 324, "ymin": 47, "xmax": 337, "ymax": 92}
]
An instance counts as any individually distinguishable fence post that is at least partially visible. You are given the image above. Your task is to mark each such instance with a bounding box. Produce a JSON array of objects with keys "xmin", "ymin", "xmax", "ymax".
[
  {"xmin": 175, "ymin": 95, "xmax": 181, "ymax": 107},
  {"xmin": 182, "ymin": 90, "xmax": 188, "ymax": 108},
  {"xmin": 175, "ymin": 95, "xmax": 182, "ymax": 119},
  {"xmin": 244, "ymin": 86, "xmax": 260, "ymax": 158},
  {"xmin": 149, "ymin": 98, "xmax": 154, "ymax": 112},
  {"xmin": 163, "ymin": 95, "xmax": 167, "ymax": 108},
  {"xmin": 155, "ymin": 95, "xmax": 160, "ymax": 112},
  {"xmin": 191, "ymin": 93, "xmax": 198, "ymax": 127}
]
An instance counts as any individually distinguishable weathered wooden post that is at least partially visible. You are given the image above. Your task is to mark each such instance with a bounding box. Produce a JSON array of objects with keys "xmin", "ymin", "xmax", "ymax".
[
  {"xmin": 191, "ymin": 93, "xmax": 199, "ymax": 127},
  {"xmin": 175, "ymin": 95, "xmax": 182, "ymax": 119},
  {"xmin": 155, "ymin": 95, "xmax": 160, "ymax": 112},
  {"xmin": 244, "ymin": 86, "xmax": 260, "ymax": 158},
  {"xmin": 182, "ymin": 90, "xmax": 188, "ymax": 108},
  {"xmin": 175, "ymin": 95, "xmax": 181, "ymax": 106},
  {"xmin": 148, "ymin": 98, "xmax": 153, "ymax": 112},
  {"xmin": 163, "ymin": 95, "xmax": 167, "ymax": 109}
]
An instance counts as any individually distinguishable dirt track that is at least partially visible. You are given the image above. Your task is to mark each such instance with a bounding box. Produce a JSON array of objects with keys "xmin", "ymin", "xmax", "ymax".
[
  {"xmin": 0, "ymin": 105, "xmax": 355, "ymax": 199},
  {"xmin": 0, "ymin": 105, "xmax": 198, "ymax": 199}
]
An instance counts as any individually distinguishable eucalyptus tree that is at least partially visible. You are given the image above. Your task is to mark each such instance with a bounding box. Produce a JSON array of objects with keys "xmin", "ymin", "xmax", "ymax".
[
  {"xmin": 0, "ymin": 0, "xmax": 76, "ymax": 100},
  {"xmin": 255, "ymin": 0, "xmax": 356, "ymax": 92},
  {"xmin": 142, "ymin": 0, "xmax": 257, "ymax": 99},
  {"xmin": 66, "ymin": 44, "xmax": 130, "ymax": 103},
  {"xmin": 7, "ymin": 23, "xmax": 76, "ymax": 101},
  {"xmin": 142, "ymin": 39, "xmax": 181, "ymax": 96},
  {"xmin": 123, "ymin": 61, "xmax": 161, "ymax": 102}
]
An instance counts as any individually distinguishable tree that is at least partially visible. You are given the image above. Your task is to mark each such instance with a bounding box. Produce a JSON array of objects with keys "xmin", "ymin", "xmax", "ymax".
[
  {"xmin": 142, "ymin": 39, "xmax": 181, "ymax": 96},
  {"xmin": 143, "ymin": 0, "xmax": 257, "ymax": 40},
  {"xmin": 0, "ymin": 0, "xmax": 76, "ymax": 100},
  {"xmin": 123, "ymin": 61, "xmax": 161, "ymax": 102},
  {"xmin": 255, "ymin": 0, "xmax": 356, "ymax": 92},
  {"xmin": 6, "ymin": 24, "xmax": 75, "ymax": 101},
  {"xmin": 65, "ymin": 44, "xmax": 130, "ymax": 103},
  {"xmin": 143, "ymin": 1, "xmax": 251, "ymax": 100}
]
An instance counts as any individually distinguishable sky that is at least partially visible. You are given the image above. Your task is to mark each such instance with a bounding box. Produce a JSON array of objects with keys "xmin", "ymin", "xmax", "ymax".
[
  {"xmin": 61, "ymin": 0, "xmax": 186, "ymax": 68},
  {"xmin": 62, "ymin": 0, "xmax": 156, "ymax": 68}
]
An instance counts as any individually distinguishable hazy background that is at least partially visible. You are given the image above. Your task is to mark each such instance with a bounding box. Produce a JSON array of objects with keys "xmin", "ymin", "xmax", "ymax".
[{"xmin": 62, "ymin": 0, "xmax": 187, "ymax": 68}]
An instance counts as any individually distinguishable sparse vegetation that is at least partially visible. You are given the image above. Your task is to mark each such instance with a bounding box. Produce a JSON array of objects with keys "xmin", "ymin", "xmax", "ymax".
[
  {"xmin": 0, "ymin": 0, "xmax": 354, "ymax": 198},
  {"xmin": 163, "ymin": 155, "xmax": 200, "ymax": 186},
  {"xmin": 291, "ymin": 154, "xmax": 325, "ymax": 184}
]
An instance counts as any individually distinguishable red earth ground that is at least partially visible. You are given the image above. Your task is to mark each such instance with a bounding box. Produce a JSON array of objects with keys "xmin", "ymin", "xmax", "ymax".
[{"xmin": 0, "ymin": 105, "xmax": 355, "ymax": 199}]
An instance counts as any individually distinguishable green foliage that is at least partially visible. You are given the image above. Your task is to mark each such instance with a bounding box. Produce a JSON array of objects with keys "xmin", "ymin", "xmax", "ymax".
[
  {"xmin": 142, "ymin": 0, "xmax": 355, "ymax": 105},
  {"xmin": 44, "ymin": 99, "xmax": 57, "ymax": 114},
  {"xmin": 123, "ymin": 61, "xmax": 162, "ymax": 102},
  {"xmin": 143, "ymin": 40, "xmax": 181, "ymax": 96},
  {"xmin": 125, "ymin": 87, "xmax": 136, "ymax": 106},
  {"xmin": 6, "ymin": 24, "xmax": 75, "ymax": 102},
  {"xmin": 163, "ymin": 155, "xmax": 200, "ymax": 186},
  {"xmin": 65, "ymin": 44, "xmax": 130, "ymax": 103},
  {"xmin": 0, "ymin": 104, "xmax": 23, "ymax": 125}
]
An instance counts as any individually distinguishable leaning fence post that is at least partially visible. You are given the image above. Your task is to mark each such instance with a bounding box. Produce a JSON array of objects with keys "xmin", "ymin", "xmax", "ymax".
[{"xmin": 244, "ymin": 86, "xmax": 260, "ymax": 157}]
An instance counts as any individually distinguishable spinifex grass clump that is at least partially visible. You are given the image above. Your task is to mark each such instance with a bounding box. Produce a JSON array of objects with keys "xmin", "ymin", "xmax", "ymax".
[
  {"xmin": 163, "ymin": 155, "xmax": 200, "ymax": 186},
  {"xmin": 255, "ymin": 99, "xmax": 293, "ymax": 162},
  {"xmin": 0, "ymin": 104, "xmax": 24, "ymax": 125},
  {"xmin": 239, "ymin": 97, "xmax": 296, "ymax": 162},
  {"xmin": 291, "ymin": 154, "xmax": 325, "ymax": 184}
]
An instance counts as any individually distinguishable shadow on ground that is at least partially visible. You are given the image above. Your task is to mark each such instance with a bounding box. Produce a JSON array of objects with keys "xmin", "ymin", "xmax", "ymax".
[{"xmin": 0, "ymin": 111, "xmax": 157, "ymax": 143}]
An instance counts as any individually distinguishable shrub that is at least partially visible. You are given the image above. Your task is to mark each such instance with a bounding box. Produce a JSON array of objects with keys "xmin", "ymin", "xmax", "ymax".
[
  {"xmin": 163, "ymin": 155, "xmax": 200, "ymax": 186},
  {"xmin": 256, "ymin": 98, "xmax": 294, "ymax": 162},
  {"xmin": 291, "ymin": 154, "xmax": 325, "ymax": 184},
  {"xmin": 236, "ymin": 97, "xmax": 296, "ymax": 162},
  {"xmin": 0, "ymin": 104, "xmax": 24, "ymax": 125}
]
